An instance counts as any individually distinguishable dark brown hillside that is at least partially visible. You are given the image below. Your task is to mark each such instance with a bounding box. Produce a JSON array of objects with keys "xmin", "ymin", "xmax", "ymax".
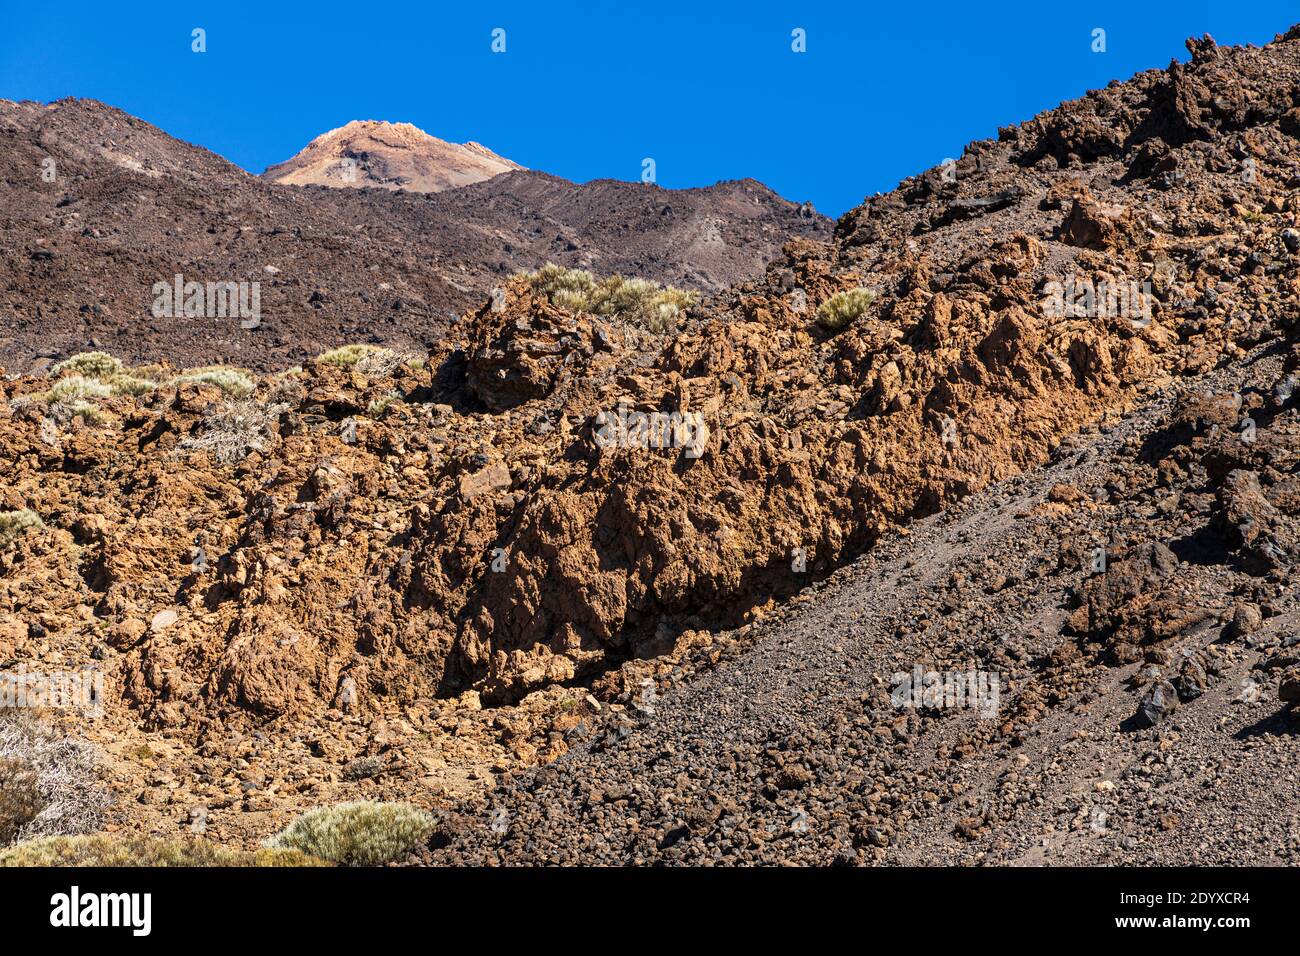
[{"xmin": 0, "ymin": 99, "xmax": 831, "ymax": 373}]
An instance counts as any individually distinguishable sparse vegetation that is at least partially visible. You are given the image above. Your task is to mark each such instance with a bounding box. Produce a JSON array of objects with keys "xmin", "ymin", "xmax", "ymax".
[
  {"xmin": 50, "ymin": 351, "xmax": 123, "ymax": 379},
  {"xmin": 179, "ymin": 398, "xmax": 286, "ymax": 464},
  {"xmin": 16, "ymin": 353, "xmax": 159, "ymax": 423},
  {"xmin": 367, "ymin": 391, "xmax": 401, "ymax": 417},
  {"xmin": 341, "ymin": 755, "xmax": 386, "ymax": 781},
  {"xmin": 0, "ymin": 509, "xmax": 42, "ymax": 550},
  {"xmin": 522, "ymin": 263, "xmax": 699, "ymax": 332},
  {"xmin": 169, "ymin": 367, "xmax": 256, "ymax": 398},
  {"xmin": 104, "ymin": 373, "xmax": 157, "ymax": 396},
  {"xmin": 266, "ymin": 801, "xmax": 435, "ymax": 866},
  {"xmin": 0, "ymin": 714, "xmax": 111, "ymax": 847},
  {"xmin": 317, "ymin": 344, "xmax": 423, "ymax": 375},
  {"xmin": 0, "ymin": 834, "xmax": 326, "ymax": 867},
  {"xmin": 816, "ymin": 287, "xmax": 875, "ymax": 331},
  {"xmin": 46, "ymin": 375, "xmax": 113, "ymax": 403},
  {"xmin": 317, "ymin": 344, "xmax": 386, "ymax": 367}
]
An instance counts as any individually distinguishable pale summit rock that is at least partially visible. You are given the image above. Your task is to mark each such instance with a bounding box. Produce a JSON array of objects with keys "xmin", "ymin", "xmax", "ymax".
[{"xmin": 263, "ymin": 120, "xmax": 522, "ymax": 193}]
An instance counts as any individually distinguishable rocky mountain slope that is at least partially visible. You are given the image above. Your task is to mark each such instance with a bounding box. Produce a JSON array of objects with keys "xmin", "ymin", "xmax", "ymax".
[
  {"xmin": 0, "ymin": 99, "xmax": 830, "ymax": 373},
  {"xmin": 2, "ymin": 27, "xmax": 1300, "ymax": 863},
  {"xmin": 262, "ymin": 120, "xmax": 522, "ymax": 192}
]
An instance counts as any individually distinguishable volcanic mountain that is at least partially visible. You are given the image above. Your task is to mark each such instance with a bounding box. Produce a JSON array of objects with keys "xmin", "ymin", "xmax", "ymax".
[
  {"xmin": 262, "ymin": 120, "xmax": 523, "ymax": 192},
  {"xmin": 0, "ymin": 99, "xmax": 831, "ymax": 373},
  {"xmin": 6, "ymin": 25, "xmax": 1300, "ymax": 870}
]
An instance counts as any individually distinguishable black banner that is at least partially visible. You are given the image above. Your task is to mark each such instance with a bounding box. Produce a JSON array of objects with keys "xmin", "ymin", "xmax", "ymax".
[{"xmin": 0, "ymin": 866, "xmax": 1278, "ymax": 942}]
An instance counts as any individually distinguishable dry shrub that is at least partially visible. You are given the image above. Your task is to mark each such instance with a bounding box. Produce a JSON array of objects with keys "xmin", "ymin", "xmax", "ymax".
[
  {"xmin": 179, "ymin": 399, "xmax": 287, "ymax": 464},
  {"xmin": 0, "ymin": 834, "xmax": 325, "ymax": 867},
  {"xmin": 266, "ymin": 801, "xmax": 435, "ymax": 866},
  {"xmin": 0, "ymin": 714, "xmax": 111, "ymax": 847},
  {"xmin": 0, "ymin": 510, "xmax": 42, "ymax": 550},
  {"xmin": 522, "ymin": 263, "xmax": 698, "ymax": 332}
]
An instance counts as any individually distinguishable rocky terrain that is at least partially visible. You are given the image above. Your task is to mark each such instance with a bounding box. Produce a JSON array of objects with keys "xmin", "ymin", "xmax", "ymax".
[
  {"xmin": 262, "ymin": 120, "xmax": 522, "ymax": 192},
  {"xmin": 0, "ymin": 99, "xmax": 830, "ymax": 373},
  {"xmin": 2, "ymin": 27, "xmax": 1300, "ymax": 864}
]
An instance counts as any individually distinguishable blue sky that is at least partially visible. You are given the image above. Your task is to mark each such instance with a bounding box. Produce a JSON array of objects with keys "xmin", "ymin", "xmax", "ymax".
[{"xmin": 2, "ymin": 1, "xmax": 1298, "ymax": 216}]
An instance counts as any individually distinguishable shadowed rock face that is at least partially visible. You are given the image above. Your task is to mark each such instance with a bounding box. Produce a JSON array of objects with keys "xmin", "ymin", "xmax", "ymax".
[
  {"xmin": 261, "ymin": 120, "xmax": 523, "ymax": 193},
  {"xmin": 3, "ymin": 29, "xmax": 1300, "ymax": 861},
  {"xmin": 0, "ymin": 100, "xmax": 832, "ymax": 373}
]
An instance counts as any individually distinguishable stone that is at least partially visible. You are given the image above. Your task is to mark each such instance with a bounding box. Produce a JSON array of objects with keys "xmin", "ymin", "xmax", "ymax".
[{"xmin": 1138, "ymin": 681, "xmax": 1179, "ymax": 727}]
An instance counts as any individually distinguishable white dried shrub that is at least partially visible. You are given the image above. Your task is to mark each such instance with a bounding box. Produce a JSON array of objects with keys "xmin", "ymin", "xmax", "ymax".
[
  {"xmin": 179, "ymin": 399, "xmax": 287, "ymax": 464},
  {"xmin": 355, "ymin": 347, "xmax": 423, "ymax": 377},
  {"xmin": 0, "ymin": 714, "xmax": 112, "ymax": 847},
  {"xmin": 266, "ymin": 801, "xmax": 435, "ymax": 866}
]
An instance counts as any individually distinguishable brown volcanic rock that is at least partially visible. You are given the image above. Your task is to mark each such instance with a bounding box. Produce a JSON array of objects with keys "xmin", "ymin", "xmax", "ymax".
[
  {"xmin": 463, "ymin": 293, "xmax": 616, "ymax": 411},
  {"xmin": 262, "ymin": 120, "xmax": 522, "ymax": 192},
  {"xmin": 0, "ymin": 99, "xmax": 831, "ymax": 373}
]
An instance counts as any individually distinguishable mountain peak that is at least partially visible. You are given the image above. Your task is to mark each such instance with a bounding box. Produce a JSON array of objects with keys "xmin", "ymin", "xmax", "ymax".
[{"xmin": 263, "ymin": 119, "xmax": 522, "ymax": 192}]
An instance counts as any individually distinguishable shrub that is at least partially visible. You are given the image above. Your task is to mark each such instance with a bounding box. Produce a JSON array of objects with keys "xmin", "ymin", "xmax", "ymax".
[
  {"xmin": 0, "ymin": 758, "xmax": 42, "ymax": 845},
  {"xmin": 266, "ymin": 801, "xmax": 435, "ymax": 866},
  {"xmin": 50, "ymin": 352, "xmax": 123, "ymax": 379},
  {"xmin": 65, "ymin": 402, "xmax": 107, "ymax": 425},
  {"xmin": 0, "ymin": 714, "xmax": 111, "ymax": 846},
  {"xmin": 817, "ymin": 287, "xmax": 876, "ymax": 331},
  {"xmin": 0, "ymin": 509, "xmax": 42, "ymax": 550},
  {"xmin": 367, "ymin": 392, "xmax": 400, "ymax": 417},
  {"xmin": 179, "ymin": 399, "xmax": 285, "ymax": 464},
  {"xmin": 169, "ymin": 367, "xmax": 256, "ymax": 398},
  {"xmin": 105, "ymin": 373, "xmax": 156, "ymax": 397},
  {"xmin": 45, "ymin": 375, "xmax": 112, "ymax": 405},
  {"xmin": 317, "ymin": 344, "xmax": 386, "ymax": 367},
  {"xmin": 358, "ymin": 347, "xmax": 424, "ymax": 376},
  {"xmin": 521, "ymin": 264, "xmax": 698, "ymax": 332},
  {"xmin": 0, "ymin": 834, "xmax": 326, "ymax": 867}
]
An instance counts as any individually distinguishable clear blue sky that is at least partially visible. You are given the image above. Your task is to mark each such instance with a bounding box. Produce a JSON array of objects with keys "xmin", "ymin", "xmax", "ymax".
[{"xmin": 2, "ymin": 1, "xmax": 1297, "ymax": 216}]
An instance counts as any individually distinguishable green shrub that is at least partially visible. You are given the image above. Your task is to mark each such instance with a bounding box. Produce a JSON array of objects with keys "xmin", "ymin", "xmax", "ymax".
[
  {"xmin": 521, "ymin": 264, "xmax": 698, "ymax": 332},
  {"xmin": 169, "ymin": 367, "xmax": 255, "ymax": 398},
  {"xmin": 45, "ymin": 375, "xmax": 112, "ymax": 404},
  {"xmin": 105, "ymin": 374, "xmax": 157, "ymax": 397},
  {"xmin": 0, "ymin": 509, "xmax": 42, "ymax": 550},
  {"xmin": 0, "ymin": 834, "xmax": 326, "ymax": 867},
  {"xmin": 266, "ymin": 801, "xmax": 435, "ymax": 866},
  {"xmin": 367, "ymin": 392, "xmax": 400, "ymax": 417},
  {"xmin": 50, "ymin": 352, "xmax": 123, "ymax": 379},
  {"xmin": 38, "ymin": 355, "xmax": 156, "ymax": 413},
  {"xmin": 317, "ymin": 344, "xmax": 386, "ymax": 367},
  {"xmin": 817, "ymin": 287, "xmax": 876, "ymax": 331}
]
